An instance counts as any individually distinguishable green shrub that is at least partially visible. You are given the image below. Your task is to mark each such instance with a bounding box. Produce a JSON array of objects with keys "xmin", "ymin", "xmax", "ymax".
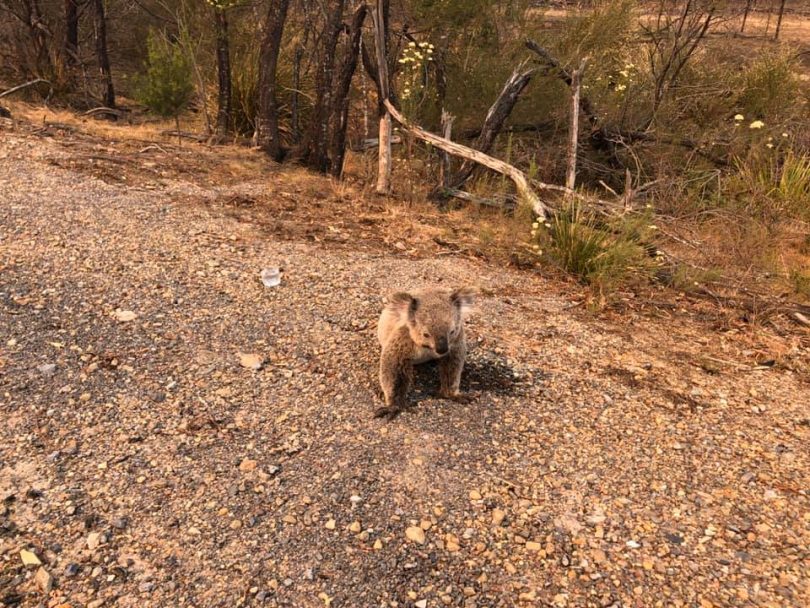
[
  {"xmin": 531, "ymin": 202, "xmax": 660, "ymax": 296},
  {"xmin": 136, "ymin": 30, "xmax": 194, "ymax": 127}
]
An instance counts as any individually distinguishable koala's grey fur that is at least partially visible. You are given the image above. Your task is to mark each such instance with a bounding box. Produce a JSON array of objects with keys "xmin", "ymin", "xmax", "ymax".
[{"xmin": 374, "ymin": 286, "xmax": 477, "ymax": 419}]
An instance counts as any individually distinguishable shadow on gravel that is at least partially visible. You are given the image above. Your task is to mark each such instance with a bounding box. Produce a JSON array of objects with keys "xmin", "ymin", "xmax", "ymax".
[{"xmin": 409, "ymin": 352, "xmax": 520, "ymax": 400}]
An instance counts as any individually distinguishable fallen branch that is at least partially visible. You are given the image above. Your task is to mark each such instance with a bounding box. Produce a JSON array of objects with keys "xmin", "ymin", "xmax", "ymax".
[
  {"xmin": 83, "ymin": 106, "xmax": 123, "ymax": 118},
  {"xmin": 383, "ymin": 99, "xmax": 549, "ymax": 219},
  {"xmin": 0, "ymin": 78, "xmax": 51, "ymax": 100},
  {"xmin": 160, "ymin": 130, "xmax": 205, "ymax": 142},
  {"xmin": 138, "ymin": 144, "xmax": 169, "ymax": 154},
  {"xmin": 442, "ymin": 188, "xmax": 516, "ymax": 210}
]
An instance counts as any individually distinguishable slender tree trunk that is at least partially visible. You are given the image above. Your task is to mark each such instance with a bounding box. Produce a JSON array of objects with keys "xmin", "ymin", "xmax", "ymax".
[
  {"xmin": 439, "ymin": 110, "xmax": 454, "ymax": 189},
  {"xmin": 371, "ymin": 0, "xmax": 391, "ymax": 194},
  {"xmin": 740, "ymin": 0, "xmax": 754, "ymax": 32},
  {"xmin": 214, "ymin": 6, "xmax": 232, "ymax": 138},
  {"xmin": 303, "ymin": 0, "xmax": 346, "ymax": 172},
  {"xmin": 566, "ymin": 60, "xmax": 586, "ymax": 193},
  {"xmin": 774, "ymin": 0, "xmax": 787, "ymax": 40},
  {"xmin": 256, "ymin": 0, "xmax": 291, "ymax": 161},
  {"xmin": 93, "ymin": 0, "xmax": 115, "ymax": 108},
  {"xmin": 64, "ymin": 0, "xmax": 79, "ymax": 68},
  {"xmin": 328, "ymin": 3, "xmax": 368, "ymax": 178}
]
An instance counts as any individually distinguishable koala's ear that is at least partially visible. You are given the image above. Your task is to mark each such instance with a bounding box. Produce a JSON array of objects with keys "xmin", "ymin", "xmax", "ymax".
[
  {"xmin": 387, "ymin": 291, "xmax": 418, "ymax": 316},
  {"xmin": 451, "ymin": 286, "xmax": 478, "ymax": 315}
]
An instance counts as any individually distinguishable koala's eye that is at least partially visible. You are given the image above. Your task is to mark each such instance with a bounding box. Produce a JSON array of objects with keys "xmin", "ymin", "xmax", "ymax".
[{"xmin": 422, "ymin": 332, "xmax": 431, "ymax": 339}]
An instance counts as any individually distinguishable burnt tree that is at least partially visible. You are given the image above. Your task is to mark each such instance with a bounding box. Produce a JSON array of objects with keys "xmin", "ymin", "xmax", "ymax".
[
  {"xmin": 64, "ymin": 0, "xmax": 79, "ymax": 68},
  {"xmin": 302, "ymin": 0, "xmax": 346, "ymax": 172},
  {"xmin": 328, "ymin": 3, "xmax": 368, "ymax": 177},
  {"xmin": 256, "ymin": 0, "xmax": 291, "ymax": 161},
  {"xmin": 214, "ymin": 5, "xmax": 232, "ymax": 137},
  {"xmin": 92, "ymin": 0, "xmax": 114, "ymax": 107}
]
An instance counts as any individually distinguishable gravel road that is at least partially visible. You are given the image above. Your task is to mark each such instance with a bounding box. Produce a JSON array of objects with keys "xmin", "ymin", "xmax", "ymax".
[{"xmin": 1, "ymin": 126, "xmax": 808, "ymax": 608}]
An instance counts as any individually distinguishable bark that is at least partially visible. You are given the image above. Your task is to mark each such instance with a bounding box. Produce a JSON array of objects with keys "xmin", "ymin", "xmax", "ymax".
[
  {"xmin": 371, "ymin": 0, "xmax": 391, "ymax": 193},
  {"xmin": 256, "ymin": 0, "xmax": 291, "ymax": 161},
  {"xmin": 328, "ymin": 3, "xmax": 368, "ymax": 178},
  {"xmin": 214, "ymin": 6, "xmax": 232, "ymax": 138},
  {"xmin": 64, "ymin": 0, "xmax": 79, "ymax": 68},
  {"xmin": 303, "ymin": 0, "xmax": 346, "ymax": 172},
  {"xmin": 566, "ymin": 59, "xmax": 586, "ymax": 193},
  {"xmin": 445, "ymin": 64, "xmax": 536, "ymax": 191},
  {"xmin": 93, "ymin": 0, "xmax": 114, "ymax": 108},
  {"xmin": 439, "ymin": 110, "xmax": 454, "ymax": 189}
]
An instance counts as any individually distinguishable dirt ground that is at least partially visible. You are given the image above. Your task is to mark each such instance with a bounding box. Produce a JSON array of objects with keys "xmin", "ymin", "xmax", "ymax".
[{"xmin": 0, "ymin": 115, "xmax": 808, "ymax": 608}]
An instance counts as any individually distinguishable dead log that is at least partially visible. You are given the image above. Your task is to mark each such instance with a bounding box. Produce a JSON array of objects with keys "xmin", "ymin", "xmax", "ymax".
[{"xmin": 383, "ymin": 99, "xmax": 549, "ymax": 219}]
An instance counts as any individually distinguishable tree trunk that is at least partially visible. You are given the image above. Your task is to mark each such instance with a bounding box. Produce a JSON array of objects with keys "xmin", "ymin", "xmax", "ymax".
[
  {"xmin": 328, "ymin": 3, "xmax": 368, "ymax": 178},
  {"xmin": 566, "ymin": 59, "xmax": 586, "ymax": 193},
  {"xmin": 444, "ymin": 64, "xmax": 536, "ymax": 192},
  {"xmin": 93, "ymin": 0, "xmax": 115, "ymax": 108},
  {"xmin": 303, "ymin": 0, "xmax": 346, "ymax": 172},
  {"xmin": 740, "ymin": 0, "xmax": 754, "ymax": 32},
  {"xmin": 64, "ymin": 0, "xmax": 79, "ymax": 68},
  {"xmin": 774, "ymin": 0, "xmax": 786, "ymax": 40},
  {"xmin": 371, "ymin": 0, "xmax": 391, "ymax": 194},
  {"xmin": 256, "ymin": 0, "xmax": 291, "ymax": 161},
  {"xmin": 214, "ymin": 6, "xmax": 232, "ymax": 138}
]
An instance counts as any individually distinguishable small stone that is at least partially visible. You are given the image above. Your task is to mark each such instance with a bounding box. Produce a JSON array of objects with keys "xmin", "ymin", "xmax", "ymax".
[
  {"xmin": 504, "ymin": 561, "xmax": 517, "ymax": 574},
  {"xmin": 491, "ymin": 509, "xmax": 506, "ymax": 526},
  {"xmin": 348, "ymin": 521, "xmax": 362, "ymax": 533},
  {"xmin": 239, "ymin": 353, "xmax": 265, "ymax": 370},
  {"xmin": 642, "ymin": 558, "xmax": 654, "ymax": 570},
  {"xmin": 35, "ymin": 567, "xmax": 53, "ymax": 593},
  {"xmin": 626, "ymin": 540, "xmax": 641, "ymax": 549},
  {"xmin": 38, "ymin": 363, "xmax": 57, "ymax": 376},
  {"xmin": 87, "ymin": 532, "xmax": 101, "ymax": 551},
  {"xmin": 519, "ymin": 590, "xmax": 537, "ymax": 601},
  {"xmin": 420, "ymin": 519, "xmax": 432, "ymax": 530},
  {"xmin": 139, "ymin": 582, "xmax": 155, "ymax": 593},
  {"xmin": 415, "ymin": 601, "xmax": 427, "ymax": 608},
  {"xmin": 239, "ymin": 458, "xmax": 257, "ymax": 472},
  {"xmin": 324, "ymin": 519, "xmax": 336, "ymax": 530},
  {"xmin": 20, "ymin": 549, "xmax": 42, "ymax": 566},
  {"xmin": 230, "ymin": 519, "xmax": 242, "ymax": 529},
  {"xmin": 469, "ymin": 490, "xmax": 482, "ymax": 500},
  {"xmin": 445, "ymin": 533, "xmax": 461, "ymax": 552},
  {"xmin": 114, "ymin": 309, "xmax": 137, "ymax": 322},
  {"xmin": 282, "ymin": 514, "xmax": 297, "ymax": 524},
  {"xmin": 525, "ymin": 541, "xmax": 542, "ymax": 552},
  {"xmin": 373, "ymin": 539, "xmax": 383, "ymax": 550},
  {"xmin": 405, "ymin": 526, "xmax": 426, "ymax": 544},
  {"xmin": 64, "ymin": 563, "xmax": 80, "ymax": 577}
]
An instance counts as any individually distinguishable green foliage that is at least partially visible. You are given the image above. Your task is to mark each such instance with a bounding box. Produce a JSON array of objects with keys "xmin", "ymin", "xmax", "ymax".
[
  {"xmin": 790, "ymin": 269, "xmax": 810, "ymax": 299},
  {"xmin": 738, "ymin": 51, "xmax": 800, "ymax": 121},
  {"xmin": 136, "ymin": 30, "xmax": 194, "ymax": 119},
  {"xmin": 530, "ymin": 203, "xmax": 660, "ymax": 295}
]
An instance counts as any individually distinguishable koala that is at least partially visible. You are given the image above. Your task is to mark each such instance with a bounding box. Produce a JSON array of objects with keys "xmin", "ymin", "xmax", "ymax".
[{"xmin": 374, "ymin": 286, "xmax": 477, "ymax": 420}]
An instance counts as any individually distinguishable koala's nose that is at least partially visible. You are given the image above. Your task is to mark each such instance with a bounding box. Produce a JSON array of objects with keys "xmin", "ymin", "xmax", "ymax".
[{"xmin": 436, "ymin": 337, "xmax": 449, "ymax": 355}]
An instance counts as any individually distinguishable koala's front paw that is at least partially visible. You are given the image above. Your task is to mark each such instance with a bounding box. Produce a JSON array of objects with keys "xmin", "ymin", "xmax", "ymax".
[
  {"xmin": 373, "ymin": 405, "xmax": 401, "ymax": 421},
  {"xmin": 438, "ymin": 391, "xmax": 474, "ymax": 404}
]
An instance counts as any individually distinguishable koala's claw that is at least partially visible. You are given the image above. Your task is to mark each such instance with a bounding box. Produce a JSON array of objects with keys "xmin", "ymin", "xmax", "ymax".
[
  {"xmin": 373, "ymin": 406, "xmax": 401, "ymax": 421},
  {"xmin": 439, "ymin": 391, "xmax": 474, "ymax": 404}
]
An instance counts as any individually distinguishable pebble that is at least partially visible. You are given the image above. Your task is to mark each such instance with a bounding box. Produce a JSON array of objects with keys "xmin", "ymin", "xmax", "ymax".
[
  {"xmin": 35, "ymin": 567, "xmax": 53, "ymax": 593},
  {"xmin": 491, "ymin": 509, "xmax": 506, "ymax": 526},
  {"xmin": 406, "ymin": 526, "xmax": 426, "ymax": 544}
]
